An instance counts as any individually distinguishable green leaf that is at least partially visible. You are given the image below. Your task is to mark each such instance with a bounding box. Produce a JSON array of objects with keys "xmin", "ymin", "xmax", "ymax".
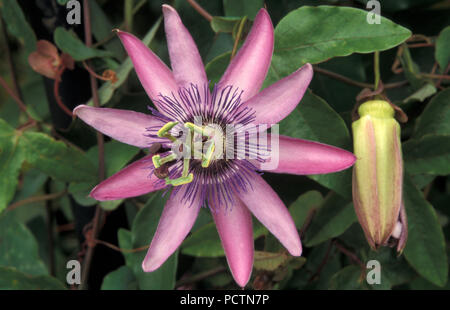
[
  {"xmin": 90, "ymin": 0, "xmax": 125, "ymax": 60},
  {"xmin": 403, "ymin": 83, "xmax": 437, "ymax": 104},
  {"xmin": 278, "ymin": 91, "xmax": 353, "ymax": 198},
  {"xmin": 435, "ymin": 26, "xmax": 450, "ymax": 70},
  {"xmin": 0, "ymin": 212, "xmax": 48, "ymax": 276},
  {"xmin": 0, "ymin": 120, "xmax": 26, "ymax": 212},
  {"xmin": 288, "ymin": 190, "xmax": 323, "ymax": 229},
  {"xmin": 210, "ymin": 16, "xmax": 241, "ymax": 33},
  {"xmin": 0, "ymin": 267, "xmax": 66, "ymax": 290},
  {"xmin": 365, "ymin": 247, "xmax": 416, "ymax": 288},
  {"xmin": 329, "ymin": 265, "xmax": 364, "ymax": 290},
  {"xmin": 54, "ymin": 27, "xmax": 113, "ymax": 61},
  {"xmin": 181, "ymin": 218, "xmax": 267, "ymax": 258},
  {"xmin": 205, "ymin": 52, "xmax": 231, "ymax": 86},
  {"xmin": 0, "ymin": 0, "xmax": 36, "ymax": 54},
  {"xmin": 223, "ymin": 0, "xmax": 264, "ymax": 19},
  {"xmin": 118, "ymin": 194, "xmax": 178, "ymax": 290},
  {"xmin": 253, "ymin": 251, "xmax": 305, "ymax": 271},
  {"xmin": 265, "ymin": 5, "xmax": 411, "ymax": 86},
  {"xmin": 87, "ymin": 18, "xmax": 162, "ymax": 106},
  {"xmin": 403, "ymin": 175, "xmax": 448, "ymax": 287},
  {"xmin": 181, "ymin": 222, "xmax": 224, "ymax": 257},
  {"xmin": 69, "ymin": 140, "xmax": 141, "ymax": 208},
  {"xmin": 304, "ymin": 194, "xmax": 356, "ymax": 247},
  {"xmin": 101, "ymin": 265, "xmax": 138, "ymax": 290},
  {"xmin": 413, "ymin": 88, "xmax": 450, "ymax": 138},
  {"xmin": 19, "ymin": 131, "xmax": 97, "ymax": 182},
  {"xmin": 403, "ymin": 134, "xmax": 450, "ymax": 175}
]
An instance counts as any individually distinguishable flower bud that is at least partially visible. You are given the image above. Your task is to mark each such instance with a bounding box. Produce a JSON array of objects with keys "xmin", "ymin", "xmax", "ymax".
[{"xmin": 352, "ymin": 100, "xmax": 407, "ymax": 252}]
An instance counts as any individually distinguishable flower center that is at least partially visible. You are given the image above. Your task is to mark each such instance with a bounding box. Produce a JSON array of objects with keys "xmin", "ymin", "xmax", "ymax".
[{"xmin": 152, "ymin": 120, "xmax": 228, "ymax": 186}]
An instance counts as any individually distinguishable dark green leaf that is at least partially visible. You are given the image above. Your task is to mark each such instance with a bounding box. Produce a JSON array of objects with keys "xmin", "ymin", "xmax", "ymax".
[
  {"xmin": 223, "ymin": 0, "xmax": 264, "ymax": 19},
  {"xmin": 205, "ymin": 52, "xmax": 231, "ymax": 86},
  {"xmin": 403, "ymin": 83, "xmax": 437, "ymax": 104},
  {"xmin": 435, "ymin": 26, "xmax": 450, "ymax": 70},
  {"xmin": 403, "ymin": 175, "xmax": 448, "ymax": 287},
  {"xmin": 0, "ymin": 0, "xmax": 36, "ymax": 54},
  {"xmin": 210, "ymin": 16, "xmax": 241, "ymax": 33},
  {"xmin": 279, "ymin": 91, "xmax": 353, "ymax": 198},
  {"xmin": 403, "ymin": 135, "xmax": 450, "ymax": 175},
  {"xmin": 0, "ymin": 119, "xmax": 26, "ymax": 212},
  {"xmin": 118, "ymin": 194, "xmax": 178, "ymax": 290},
  {"xmin": 86, "ymin": 18, "xmax": 161, "ymax": 106},
  {"xmin": 304, "ymin": 194, "xmax": 356, "ymax": 247},
  {"xmin": 101, "ymin": 265, "xmax": 138, "ymax": 290},
  {"xmin": 413, "ymin": 88, "xmax": 450, "ymax": 138},
  {"xmin": 329, "ymin": 265, "xmax": 364, "ymax": 290},
  {"xmin": 69, "ymin": 140, "xmax": 141, "ymax": 208},
  {"xmin": 19, "ymin": 131, "xmax": 97, "ymax": 182},
  {"xmin": 288, "ymin": 190, "xmax": 323, "ymax": 229},
  {"xmin": 0, "ymin": 212, "xmax": 48, "ymax": 275},
  {"xmin": 181, "ymin": 218, "xmax": 267, "ymax": 258},
  {"xmin": 54, "ymin": 27, "xmax": 113, "ymax": 61},
  {"xmin": 265, "ymin": 6, "xmax": 411, "ymax": 86},
  {"xmin": 0, "ymin": 267, "xmax": 66, "ymax": 290}
]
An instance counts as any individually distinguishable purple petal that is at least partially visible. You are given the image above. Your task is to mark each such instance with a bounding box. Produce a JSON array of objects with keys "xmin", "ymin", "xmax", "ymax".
[
  {"xmin": 218, "ymin": 9, "xmax": 273, "ymax": 101},
  {"xmin": 116, "ymin": 30, "xmax": 178, "ymax": 111},
  {"xmin": 240, "ymin": 64, "xmax": 313, "ymax": 125},
  {"xmin": 237, "ymin": 172, "xmax": 301, "ymax": 256},
  {"xmin": 162, "ymin": 5, "xmax": 208, "ymax": 89},
  {"xmin": 74, "ymin": 105, "xmax": 163, "ymax": 148},
  {"xmin": 90, "ymin": 155, "xmax": 166, "ymax": 201},
  {"xmin": 142, "ymin": 186, "xmax": 202, "ymax": 272},
  {"xmin": 211, "ymin": 197, "xmax": 254, "ymax": 287},
  {"xmin": 258, "ymin": 135, "xmax": 356, "ymax": 175}
]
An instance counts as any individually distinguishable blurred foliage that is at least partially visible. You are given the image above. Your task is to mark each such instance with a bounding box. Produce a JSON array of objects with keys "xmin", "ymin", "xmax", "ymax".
[{"xmin": 0, "ymin": 0, "xmax": 449, "ymax": 290}]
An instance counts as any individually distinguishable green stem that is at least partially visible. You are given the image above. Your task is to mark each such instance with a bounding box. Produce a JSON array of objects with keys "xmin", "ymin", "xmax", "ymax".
[
  {"xmin": 231, "ymin": 16, "xmax": 248, "ymax": 60},
  {"xmin": 124, "ymin": 0, "xmax": 134, "ymax": 32},
  {"xmin": 374, "ymin": 51, "xmax": 380, "ymax": 91}
]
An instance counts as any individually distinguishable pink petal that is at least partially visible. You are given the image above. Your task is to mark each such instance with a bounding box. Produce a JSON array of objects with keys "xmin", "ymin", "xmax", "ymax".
[
  {"xmin": 237, "ymin": 172, "xmax": 302, "ymax": 256},
  {"xmin": 116, "ymin": 30, "xmax": 178, "ymax": 111},
  {"xmin": 257, "ymin": 135, "xmax": 356, "ymax": 175},
  {"xmin": 90, "ymin": 155, "xmax": 166, "ymax": 201},
  {"xmin": 162, "ymin": 5, "xmax": 208, "ymax": 89},
  {"xmin": 142, "ymin": 186, "xmax": 202, "ymax": 272},
  {"xmin": 74, "ymin": 105, "xmax": 164, "ymax": 148},
  {"xmin": 211, "ymin": 197, "xmax": 254, "ymax": 287},
  {"xmin": 218, "ymin": 9, "xmax": 273, "ymax": 102},
  {"xmin": 240, "ymin": 64, "xmax": 313, "ymax": 125}
]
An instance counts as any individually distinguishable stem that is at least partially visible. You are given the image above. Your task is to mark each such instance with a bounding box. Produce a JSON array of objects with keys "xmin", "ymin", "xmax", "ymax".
[
  {"xmin": 80, "ymin": 0, "xmax": 106, "ymax": 290},
  {"xmin": 230, "ymin": 16, "xmax": 247, "ymax": 60},
  {"xmin": 92, "ymin": 0, "xmax": 147, "ymax": 48},
  {"xmin": 93, "ymin": 238, "xmax": 148, "ymax": 253},
  {"xmin": 334, "ymin": 240, "xmax": 364, "ymax": 268},
  {"xmin": 374, "ymin": 51, "xmax": 380, "ymax": 90},
  {"xmin": 124, "ymin": 0, "xmax": 133, "ymax": 32},
  {"xmin": 45, "ymin": 181, "xmax": 55, "ymax": 276},
  {"xmin": 308, "ymin": 241, "xmax": 333, "ymax": 283},
  {"xmin": 421, "ymin": 73, "xmax": 450, "ymax": 80},
  {"xmin": 0, "ymin": 76, "xmax": 28, "ymax": 114},
  {"xmin": 53, "ymin": 72, "xmax": 74, "ymax": 117},
  {"xmin": 82, "ymin": 61, "xmax": 113, "ymax": 81},
  {"xmin": 176, "ymin": 266, "xmax": 227, "ymax": 287},
  {"xmin": 186, "ymin": 0, "xmax": 213, "ymax": 22},
  {"xmin": 6, "ymin": 190, "xmax": 67, "ymax": 212},
  {"xmin": 313, "ymin": 66, "xmax": 408, "ymax": 89}
]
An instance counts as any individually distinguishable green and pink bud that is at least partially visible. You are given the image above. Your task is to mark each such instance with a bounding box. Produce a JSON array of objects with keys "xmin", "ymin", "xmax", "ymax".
[{"xmin": 352, "ymin": 100, "xmax": 408, "ymax": 252}]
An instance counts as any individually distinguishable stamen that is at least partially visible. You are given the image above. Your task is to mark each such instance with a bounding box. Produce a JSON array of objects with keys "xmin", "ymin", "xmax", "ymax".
[
  {"xmin": 201, "ymin": 141, "xmax": 215, "ymax": 168},
  {"xmin": 165, "ymin": 173, "xmax": 194, "ymax": 186},
  {"xmin": 157, "ymin": 121, "xmax": 179, "ymax": 142}
]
